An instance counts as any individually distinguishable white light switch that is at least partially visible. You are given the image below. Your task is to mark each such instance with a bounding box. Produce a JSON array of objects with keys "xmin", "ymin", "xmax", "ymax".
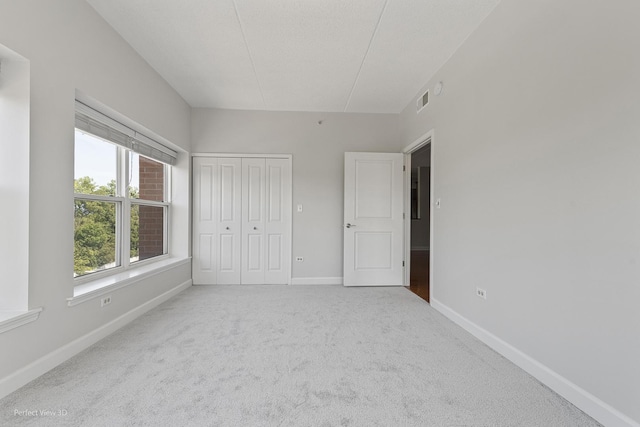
[
  {"xmin": 297, "ymin": 204, "xmax": 303, "ymax": 212},
  {"xmin": 435, "ymin": 198, "xmax": 441, "ymax": 208}
]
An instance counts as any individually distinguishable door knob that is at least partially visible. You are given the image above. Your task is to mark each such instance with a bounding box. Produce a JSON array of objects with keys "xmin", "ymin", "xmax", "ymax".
[
  {"xmin": 346, "ymin": 223, "xmax": 356, "ymax": 228},
  {"xmin": 253, "ymin": 227, "xmax": 258, "ymax": 230},
  {"xmin": 225, "ymin": 227, "xmax": 230, "ymax": 230}
]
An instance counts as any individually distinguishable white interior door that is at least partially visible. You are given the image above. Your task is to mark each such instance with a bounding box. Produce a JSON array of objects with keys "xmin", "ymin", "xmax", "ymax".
[
  {"xmin": 242, "ymin": 158, "xmax": 266, "ymax": 284},
  {"xmin": 343, "ymin": 152, "xmax": 404, "ymax": 286}
]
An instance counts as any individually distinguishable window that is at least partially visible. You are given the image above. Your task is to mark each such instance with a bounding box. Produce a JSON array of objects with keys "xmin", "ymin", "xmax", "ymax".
[
  {"xmin": 1, "ymin": 43, "xmax": 40, "ymax": 330},
  {"xmin": 74, "ymin": 101, "xmax": 175, "ymax": 280}
]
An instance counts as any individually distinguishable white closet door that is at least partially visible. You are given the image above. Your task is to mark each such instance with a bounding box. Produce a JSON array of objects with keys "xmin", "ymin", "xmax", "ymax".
[
  {"xmin": 241, "ymin": 158, "xmax": 266, "ymax": 284},
  {"xmin": 216, "ymin": 158, "xmax": 242, "ymax": 284},
  {"xmin": 264, "ymin": 158, "xmax": 291, "ymax": 284},
  {"xmin": 192, "ymin": 157, "xmax": 217, "ymax": 285},
  {"xmin": 194, "ymin": 156, "xmax": 291, "ymax": 286}
]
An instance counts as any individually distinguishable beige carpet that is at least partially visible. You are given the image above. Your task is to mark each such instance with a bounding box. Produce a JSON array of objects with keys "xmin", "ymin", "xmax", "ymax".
[{"xmin": 0, "ymin": 285, "xmax": 599, "ymax": 426}]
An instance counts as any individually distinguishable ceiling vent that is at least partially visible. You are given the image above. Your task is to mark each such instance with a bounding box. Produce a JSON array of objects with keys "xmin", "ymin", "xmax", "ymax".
[{"xmin": 417, "ymin": 90, "xmax": 429, "ymax": 113}]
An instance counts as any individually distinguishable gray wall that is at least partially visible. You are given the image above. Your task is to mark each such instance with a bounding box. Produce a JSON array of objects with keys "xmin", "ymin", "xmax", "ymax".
[
  {"xmin": 192, "ymin": 109, "xmax": 400, "ymax": 281},
  {"xmin": 0, "ymin": 45, "xmax": 29, "ymax": 311},
  {"xmin": 400, "ymin": 0, "xmax": 640, "ymax": 423},
  {"xmin": 0, "ymin": 0, "xmax": 191, "ymax": 383}
]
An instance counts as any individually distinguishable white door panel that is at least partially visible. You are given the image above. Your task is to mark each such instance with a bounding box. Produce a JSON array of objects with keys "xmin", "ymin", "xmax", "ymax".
[
  {"xmin": 355, "ymin": 160, "xmax": 394, "ymax": 219},
  {"xmin": 219, "ymin": 163, "xmax": 238, "ymax": 221},
  {"xmin": 267, "ymin": 234, "xmax": 282, "ymax": 270},
  {"xmin": 344, "ymin": 152, "xmax": 404, "ymax": 286},
  {"xmin": 199, "ymin": 234, "xmax": 214, "ymax": 271},
  {"xmin": 199, "ymin": 164, "xmax": 214, "ymax": 222},
  {"xmin": 247, "ymin": 234, "xmax": 262, "ymax": 269},
  {"xmin": 267, "ymin": 165, "xmax": 282, "ymax": 221},
  {"xmin": 219, "ymin": 234, "xmax": 235, "ymax": 270},
  {"xmin": 355, "ymin": 232, "xmax": 393, "ymax": 269},
  {"xmin": 246, "ymin": 163, "xmax": 264, "ymax": 222}
]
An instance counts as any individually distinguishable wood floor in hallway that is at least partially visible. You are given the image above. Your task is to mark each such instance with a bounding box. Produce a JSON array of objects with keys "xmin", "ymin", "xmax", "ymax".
[{"xmin": 408, "ymin": 249, "xmax": 429, "ymax": 302}]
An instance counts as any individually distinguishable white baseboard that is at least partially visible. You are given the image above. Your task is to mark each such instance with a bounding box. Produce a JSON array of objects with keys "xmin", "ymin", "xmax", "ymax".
[
  {"xmin": 0, "ymin": 279, "xmax": 192, "ymax": 400},
  {"xmin": 430, "ymin": 298, "xmax": 640, "ymax": 427},
  {"xmin": 291, "ymin": 277, "xmax": 343, "ymax": 286}
]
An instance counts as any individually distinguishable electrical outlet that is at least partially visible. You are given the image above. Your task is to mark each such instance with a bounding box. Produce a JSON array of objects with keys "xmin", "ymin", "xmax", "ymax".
[
  {"xmin": 101, "ymin": 296, "xmax": 112, "ymax": 307},
  {"xmin": 295, "ymin": 256, "xmax": 304, "ymax": 262},
  {"xmin": 476, "ymin": 288, "xmax": 486, "ymax": 299}
]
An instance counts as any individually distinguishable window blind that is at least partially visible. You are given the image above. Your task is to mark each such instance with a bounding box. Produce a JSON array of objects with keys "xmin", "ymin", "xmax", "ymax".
[{"xmin": 75, "ymin": 100, "xmax": 177, "ymax": 165}]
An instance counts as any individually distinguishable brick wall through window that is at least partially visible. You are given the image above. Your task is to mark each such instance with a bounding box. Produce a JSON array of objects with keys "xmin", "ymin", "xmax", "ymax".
[{"xmin": 138, "ymin": 157, "xmax": 164, "ymax": 260}]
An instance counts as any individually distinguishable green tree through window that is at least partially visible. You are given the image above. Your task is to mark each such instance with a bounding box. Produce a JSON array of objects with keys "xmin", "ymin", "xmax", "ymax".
[{"xmin": 73, "ymin": 177, "xmax": 140, "ymax": 276}]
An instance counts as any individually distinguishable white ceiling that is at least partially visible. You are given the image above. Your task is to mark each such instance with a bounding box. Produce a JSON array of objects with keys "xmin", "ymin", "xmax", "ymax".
[{"xmin": 86, "ymin": 0, "xmax": 500, "ymax": 113}]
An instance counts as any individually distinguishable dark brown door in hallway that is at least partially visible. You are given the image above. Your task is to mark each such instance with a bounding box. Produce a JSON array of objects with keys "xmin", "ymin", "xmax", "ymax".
[{"xmin": 408, "ymin": 250, "xmax": 429, "ymax": 302}]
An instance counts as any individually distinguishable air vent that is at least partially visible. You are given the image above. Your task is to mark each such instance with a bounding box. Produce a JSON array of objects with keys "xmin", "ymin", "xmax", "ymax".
[{"xmin": 417, "ymin": 90, "xmax": 429, "ymax": 113}]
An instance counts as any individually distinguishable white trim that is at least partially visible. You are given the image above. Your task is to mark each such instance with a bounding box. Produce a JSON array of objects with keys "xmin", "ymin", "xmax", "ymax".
[
  {"xmin": 0, "ymin": 279, "xmax": 192, "ymax": 400},
  {"xmin": 130, "ymin": 199, "xmax": 168, "ymax": 208},
  {"xmin": 73, "ymin": 193, "xmax": 125, "ymax": 203},
  {"xmin": 291, "ymin": 277, "xmax": 343, "ymax": 285},
  {"xmin": 0, "ymin": 308, "xmax": 43, "ymax": 335},
  {"xmin": 403, "ymin": 153, "xmax": 412, "ymax": 286},
  {"xmin": 402, "ymin": 130, "xmax": 434, "ymax": 291},
  {"xmin": 403, "ymin": 130, "xmax": 435, "ymax": 154},
  {"xmin": 69, "ymin": 257, "xmax": 190, "ymax": 306},
  {"xmin": 431, "ymin": 298, "xmax": 640, "ymax": 427},
  {"xmin": 192, "ymin": 152, "xmax": 292, "ymax": 159},
  {"xmin": 287, "ymin": 157, "xmax": 294, "ymax": 286}
]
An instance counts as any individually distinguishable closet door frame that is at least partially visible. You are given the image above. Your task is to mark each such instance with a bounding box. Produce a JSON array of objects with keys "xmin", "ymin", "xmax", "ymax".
[{"xmin": 192, "ymin": 153, "xmax": 293, "ymax": 285}]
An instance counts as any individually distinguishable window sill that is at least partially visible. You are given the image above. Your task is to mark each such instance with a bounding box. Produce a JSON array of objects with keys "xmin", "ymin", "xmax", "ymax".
[
  {"xmin": 68, "ymin": 257, "xmax": 191, "ymax": 307},
  {"xmin": 0, "ymin": 308, "xmax": 44, "ymax": 334}
]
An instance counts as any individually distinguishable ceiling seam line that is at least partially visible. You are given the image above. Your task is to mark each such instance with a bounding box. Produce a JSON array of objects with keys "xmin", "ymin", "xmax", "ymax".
[
  {"xmin": 232, "ymin": 0, "xmax": 267, "ymax": 109},
  {"xmin": 343, "ymin": 0, "xmax": 389, "ymax": 113}
]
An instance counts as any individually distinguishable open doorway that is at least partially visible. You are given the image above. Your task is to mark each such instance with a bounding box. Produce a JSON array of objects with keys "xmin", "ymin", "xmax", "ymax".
[
  {"xmin": 408, "ymin": 143, "xmax": 431, "ymax": 302},
  {"xmin": 403, "ymin": 130, "xmax": 433, "ymax": 303}
]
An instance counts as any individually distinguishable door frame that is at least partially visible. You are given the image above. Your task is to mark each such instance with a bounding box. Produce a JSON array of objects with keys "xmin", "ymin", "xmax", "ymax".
[
  {"xmin": 191, "ymin": 152, "xmax": 293, "ymax": 285},
  {"xmin": 402, "ymin": 130, "xmax": 434, "ymax": 298}
]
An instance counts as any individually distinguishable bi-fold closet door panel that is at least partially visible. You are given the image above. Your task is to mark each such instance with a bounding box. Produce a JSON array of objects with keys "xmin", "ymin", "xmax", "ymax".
[
  {"xmin": 264, "ymin": 158, "xmax": 291, "ymax": 284},
  {"xmin": 192, "ymin": 157, "xmax": 242, "ymax": 285},
  {"xmin": 193, "ymin": 157, "xmax": 217, "ymax": 285},
  {"xmin": 193, "ymin": 156, "xmax": 291, "ymax": 285},
  {"xmin": 241, "ymin": 158, "xmax": 291, "ymax": 284},
  {"xmin": 242, "ymin": 158, "xmax": 266, "ymax": 284},
  {"xmin": 217, "ymin": 158, "xmax": 242, "ymax": 284}
]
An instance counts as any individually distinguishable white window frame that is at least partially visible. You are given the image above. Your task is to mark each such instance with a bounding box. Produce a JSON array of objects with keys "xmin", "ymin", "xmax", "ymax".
[{"xmin": 73, "ymin": 131, "xmax": 172, "ymax": 285}]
